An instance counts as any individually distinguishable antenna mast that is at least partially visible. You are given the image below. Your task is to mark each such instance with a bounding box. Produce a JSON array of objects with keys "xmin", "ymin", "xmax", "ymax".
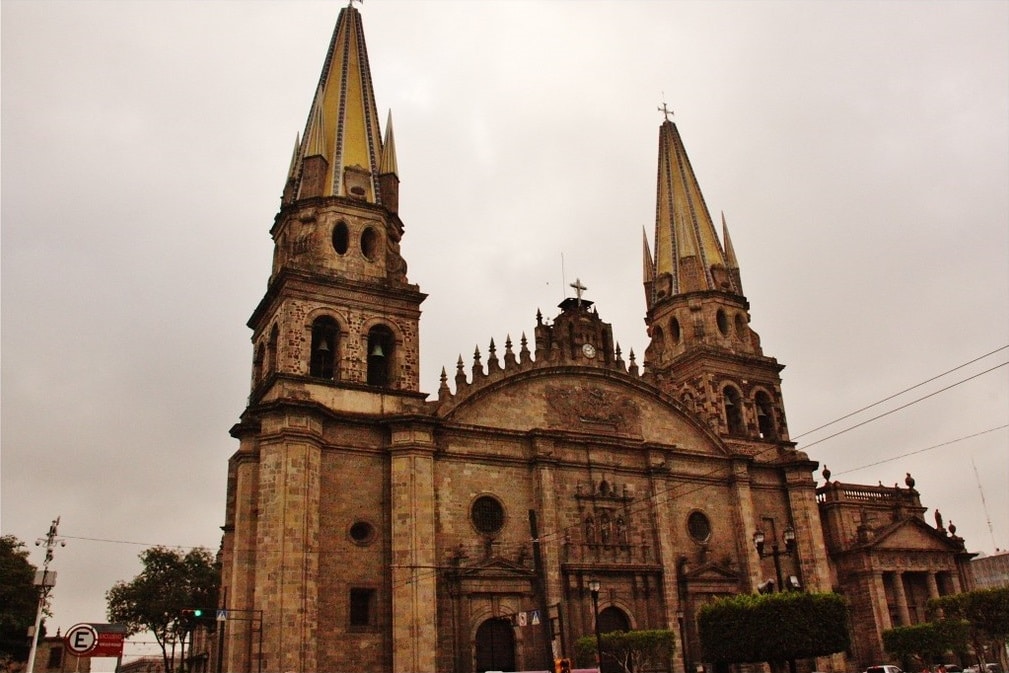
[{"xmin": 971, "ymin": 457, "xmax": 998, "ymax": 550}]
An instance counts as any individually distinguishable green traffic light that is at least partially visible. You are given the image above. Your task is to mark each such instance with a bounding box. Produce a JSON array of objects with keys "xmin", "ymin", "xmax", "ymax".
[{"xmin": 193, "ymin": 609, "xmax": 204, "ymax": 617}]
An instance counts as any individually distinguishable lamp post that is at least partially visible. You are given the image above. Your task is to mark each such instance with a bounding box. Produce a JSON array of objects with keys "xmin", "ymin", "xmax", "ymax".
[
  {"xmin": 588, "ymin": 577, "xmax": 603, "ymax": 673},
  {"xmin": 753, "ymin": 527, "xmax": 798, "ymax": 673},
  {"xmin": 752, "ymin": 526, "xmax": 796, "ymax": 592}
]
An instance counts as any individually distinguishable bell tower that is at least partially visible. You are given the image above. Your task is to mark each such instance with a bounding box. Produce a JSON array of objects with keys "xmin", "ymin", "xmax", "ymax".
[
  {"xmin": 642, "ymin": 116, "xmax": 789, "ymax": 448},
  {"xmin": 222, "ymin": 6, "xmax": 426, "ymax": 673},
  {"xmin": 251, "ymin": 6, "xmax": 424, "ymax": 397}
]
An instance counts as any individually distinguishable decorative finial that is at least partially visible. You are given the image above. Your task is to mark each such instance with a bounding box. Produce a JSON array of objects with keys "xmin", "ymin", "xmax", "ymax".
[
  {"xmin": 822, "ymin": 465, "xmax": 831, "ymax": 483},
  {"xmin": 905, "ymin": 472, "xmax": 915, "ymax": 489}
]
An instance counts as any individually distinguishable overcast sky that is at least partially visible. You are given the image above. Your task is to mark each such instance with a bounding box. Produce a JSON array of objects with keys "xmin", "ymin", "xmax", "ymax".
[{"xmin": 2, "ymin": 0, "xmax": 1007, "ymax": 665}]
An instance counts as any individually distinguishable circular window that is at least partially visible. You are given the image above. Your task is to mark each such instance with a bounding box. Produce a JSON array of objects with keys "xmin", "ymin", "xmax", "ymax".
[
  {"xmin": 360, "ymin": 227, "xmax": 378, "ymax": 260},
  {"xmin": 716, "ymin": 309, "xmax": 729, "ymax": 336},
  {"xmin": 332, "ymin": 221, "xmax": 349, "ymax": 255},
  {"xmin": 349, "ymin": 520, "xmax": 375, "ymax": 545},
  {"xmin": 687, "ymin": 511, "xmax": 712, "ymax": 543},
  {"xmin": 471, "ymin": 496, "xmax": 505, "ymax": 535}
]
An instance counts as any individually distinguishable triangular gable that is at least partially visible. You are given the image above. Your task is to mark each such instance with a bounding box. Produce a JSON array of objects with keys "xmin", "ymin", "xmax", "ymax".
[
  {"xmin": 457, "ymin": 556, "xmax": 536, "ymax": 580},
  {"xmin": 868, "ymin": 518, "xmax": 960, "ymax": 553}
]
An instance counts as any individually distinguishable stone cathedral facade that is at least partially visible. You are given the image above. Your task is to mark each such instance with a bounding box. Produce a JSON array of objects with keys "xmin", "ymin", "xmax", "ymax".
[{"xmin": 218, "ymin": 7, "xmax": 975, "ymax": 673}]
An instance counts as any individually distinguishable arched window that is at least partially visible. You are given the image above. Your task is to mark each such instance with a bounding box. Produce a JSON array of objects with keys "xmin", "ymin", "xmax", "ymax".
[
  {"xmin": 755, "ymin": 391, "xmax": 776, "ymax": 440},
  {"xmin": 267, "ymin": 324, "xmax": 279, "ymax": 374},
  {"xmin": 366, "ymin": 325, "xmax": 395, "ymax": 386},
  {"xmin": 253, "ymin": 344, "xmax": 265, "ymax": 384},
  {"xmin": 310, "ymin": 316, "xmax": 339, "ymax": 379},
  {"xmin": 723, "ymin": 385, "xmax": 744, "ymax": 435}
]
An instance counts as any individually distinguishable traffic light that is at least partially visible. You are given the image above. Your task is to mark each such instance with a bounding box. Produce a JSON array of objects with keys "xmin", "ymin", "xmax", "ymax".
[
  {"xmin": 180, "ymin": 608, "xmax": 209, "ymax": 627},
  {"xmin": 554, "ymin": 657, "xmax": 572, "ymax": 673}
]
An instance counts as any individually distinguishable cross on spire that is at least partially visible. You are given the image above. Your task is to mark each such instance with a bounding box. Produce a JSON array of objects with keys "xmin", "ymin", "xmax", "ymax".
[
  {"xmin": 658, "ymin": 100, "xmax": 674, "ymax": 122},
  {"xmin": 570, "ymin": 278, "xmax": 588, "ymax": 307}
]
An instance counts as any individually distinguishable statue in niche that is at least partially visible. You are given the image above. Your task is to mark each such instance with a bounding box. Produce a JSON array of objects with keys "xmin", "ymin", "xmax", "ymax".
[
  {"xmin": 599, "ymin": 480, "xmax": 611, "ymax": 497},
  {"xmin": 584, "ymin": 517, "xmax": 596, "ymax": 544},
  {"xmin": 599, "ymin": 512, "xmax": 611, "ymax": 544},
  {"xmin": 615, "ymin": 516, "xmax": 627, "ymax": 544}
]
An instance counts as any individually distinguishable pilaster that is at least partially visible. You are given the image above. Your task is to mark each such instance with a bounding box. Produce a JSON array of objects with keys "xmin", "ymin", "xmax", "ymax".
[{"xmin": 389, "ymin": 422, "xmax": 437, "ymax": 673}]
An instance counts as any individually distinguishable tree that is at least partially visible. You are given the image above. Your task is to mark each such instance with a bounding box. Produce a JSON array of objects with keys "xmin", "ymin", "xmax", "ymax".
[
  {"xmin": 698, "ymin": 591, "xmax": 850, "ymax": 672},
  {"xmin": 929, "ymin": 588, "xmax": 1009, "ymax": 671},
  {"xmin": 0, "ymin": 535, "xmax": 40, "ymax": 668},
  {"xmin": 574, "ymin": 629, "xmax": 676, "ymax": 673},
  {"xmin": 883, "ymin": 620, "xmax": 970, "ymax": 670},
  {"xmin": 106, "ymin": 546, "xmax": 220, "ymax": 673}
]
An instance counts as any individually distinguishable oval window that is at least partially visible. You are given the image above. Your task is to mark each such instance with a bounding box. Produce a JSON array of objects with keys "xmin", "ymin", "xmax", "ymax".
[
  {"xmin": 360, "ymin": 227, "xmax": 378, "ymax": 260},
  {"xmin": 687, "ymin": 511, "xmax": 712, "ymax": 543},
  {"xmin": 332, "ymin": 221, "xmax": 349, "ymax": 255},
  {"xmin": 716, "ymin": 309, "xmax": 729, "ymax": 336},
  {"xmin": 471, "ymin": 496, "xmax": 505, "ymax": 535},
  {"xmin": 670, "ymin": 317, "xmax": 681, "ymax": 344}
]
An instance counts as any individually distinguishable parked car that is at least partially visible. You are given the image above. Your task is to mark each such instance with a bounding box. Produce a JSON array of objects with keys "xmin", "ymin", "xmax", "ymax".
[{"xmin": 866, "ymin": 666, "xmax": 904, "ymax": 673}]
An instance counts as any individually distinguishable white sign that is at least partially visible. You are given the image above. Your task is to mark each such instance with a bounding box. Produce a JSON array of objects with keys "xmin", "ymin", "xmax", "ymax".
[
  {"xmin": 64, "ymin": 623, "xmax": 98, "ymax": 656},
  {"xmin": 216, "ymin": 609, "xmax": 228, "ymax": 622}
]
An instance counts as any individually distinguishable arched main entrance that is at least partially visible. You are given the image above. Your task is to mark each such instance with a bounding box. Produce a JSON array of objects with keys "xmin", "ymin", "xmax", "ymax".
[
  {"xmin": 598, "ymin": 606, "xmax": 631, "ymax": 673},
  {"xmin": 475, "ymin": 617, "xmax": 515, "ymax": 673}
]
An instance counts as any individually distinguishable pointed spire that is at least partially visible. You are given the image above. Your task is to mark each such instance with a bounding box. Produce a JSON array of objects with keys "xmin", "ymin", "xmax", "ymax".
[
  {"xmin": 294, "ymin": 4, "xmax": 384, "ymax": 203},
  {"xmin": 722, "ymin": 211, "xmax": 743, "ymax": 295},
  {"xmin": 649, "ymin": 117, "xmax": 736, "ymax": 297},
  {"xmin": 380, "ymin": 110, "xmax": 398, "ymax": 177},
  {"xmin": 287, "ymin": 133, "xmax": 301, "ymax": 180}
]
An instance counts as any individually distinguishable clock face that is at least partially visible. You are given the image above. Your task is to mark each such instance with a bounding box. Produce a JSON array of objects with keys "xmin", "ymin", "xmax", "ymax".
[{"xmin": 582, "ymin": 343, "xmax": 596, "ymax": 358}]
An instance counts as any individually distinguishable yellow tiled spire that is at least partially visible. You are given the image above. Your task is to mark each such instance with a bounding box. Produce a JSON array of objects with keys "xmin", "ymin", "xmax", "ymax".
[
  {"xmin": 647, "ymin": 119, "xmax": 739, "ymax": 308},
  {"xmin": 292, "ymin": 4, "xmax": 385, "ymax": 203}
]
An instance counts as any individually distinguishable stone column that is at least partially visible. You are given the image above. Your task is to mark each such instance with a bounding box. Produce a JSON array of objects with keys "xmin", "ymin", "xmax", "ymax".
[
  {"xmin": 389, "ymin": 422, "xmax": 438, "ymax": 673},
  {"xmin": 926, "ymin": 572, "xmax": 940, "ymax": 600},
  {"xmin": 893, "ymin": 572, "xmax": 912, "ymax": 626}
]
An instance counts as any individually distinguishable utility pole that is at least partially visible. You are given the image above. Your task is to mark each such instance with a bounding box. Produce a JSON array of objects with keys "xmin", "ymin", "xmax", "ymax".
[
  {"xmin": 529, "ymin": 510, "xmax": 555, "ymax": 671},
  {"xmin": 26, "ymin": 516, "xmax": 64, "ymax": 673}
]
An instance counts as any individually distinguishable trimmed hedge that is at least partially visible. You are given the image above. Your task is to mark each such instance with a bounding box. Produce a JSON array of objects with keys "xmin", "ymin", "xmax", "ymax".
[{"xmin": 698, "ymin": 591, "xmax": 850, "ymax": 664}]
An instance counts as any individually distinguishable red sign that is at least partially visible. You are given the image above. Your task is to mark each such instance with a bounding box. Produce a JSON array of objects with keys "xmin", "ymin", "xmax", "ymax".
[{"xmin": 64, "ymin": 623, "xmax": 126, "ymax": 658}]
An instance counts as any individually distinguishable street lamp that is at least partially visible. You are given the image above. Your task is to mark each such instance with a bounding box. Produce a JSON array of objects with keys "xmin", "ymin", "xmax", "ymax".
[
  {"xmin": 752, "ymin": 526, "xmax": 796, "ymax": 592},
  {"xmin": 753, "ymin": 527, "xmax": 798, "ymax": 673},
  {"xmin": 588, "ymin": 577, "xmax": 603, "ymax": 672}
]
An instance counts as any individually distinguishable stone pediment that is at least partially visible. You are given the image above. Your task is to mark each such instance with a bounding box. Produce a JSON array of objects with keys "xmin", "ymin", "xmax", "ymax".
[
  {"xmin": 457, "ymin": 556, "xmax": 536, "ymax": 579},
  {"xmin": 866, "ymin": 518, "xmax": 959, "ymax": 552},
  {"xmin": 683, "ymin": 561, "xmax": 742, "ymax": 593}
]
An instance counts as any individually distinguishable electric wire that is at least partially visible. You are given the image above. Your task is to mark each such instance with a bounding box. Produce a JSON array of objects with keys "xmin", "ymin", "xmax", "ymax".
[
  {"xmin": 792, "ymin": 344, "xmax": 1008, "ymax": 440},
  {"xmin": 799, "ymin": 361, "xmax": 1006, "ymax": 450}
]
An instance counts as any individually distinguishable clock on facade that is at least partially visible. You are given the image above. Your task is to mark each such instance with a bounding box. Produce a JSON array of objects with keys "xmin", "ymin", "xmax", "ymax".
[{"xmin": 581, "ymin": 343, "xmax": 596, "ymax": 358}]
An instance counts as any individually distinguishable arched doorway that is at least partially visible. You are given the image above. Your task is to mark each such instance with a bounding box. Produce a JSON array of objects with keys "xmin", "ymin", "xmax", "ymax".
[
  {"xmin": 475, "ymin": 617, "xmax": 515, "ymax": 673},
  {"xmin": 598, "ymin": 606, "xmax": 631, "ymax": 673}
]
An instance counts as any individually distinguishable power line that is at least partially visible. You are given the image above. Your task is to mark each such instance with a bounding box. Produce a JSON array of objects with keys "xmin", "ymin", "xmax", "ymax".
[
  {"xmin": 799, "ymin": 361, "xmax": 1007, "ymax": 450},
  {"xmin": 831, "ymin": 424, "xmax": 1008, "ymax": 476},
  {"xmin": 793, "ymin": 345, "xmax": 1008, "ymax": 439}
]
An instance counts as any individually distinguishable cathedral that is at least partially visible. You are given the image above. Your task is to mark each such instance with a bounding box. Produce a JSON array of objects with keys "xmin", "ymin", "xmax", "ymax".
[{"xmin": 218, "ymin": 6, "xmax": 975, "ymax": 673}]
